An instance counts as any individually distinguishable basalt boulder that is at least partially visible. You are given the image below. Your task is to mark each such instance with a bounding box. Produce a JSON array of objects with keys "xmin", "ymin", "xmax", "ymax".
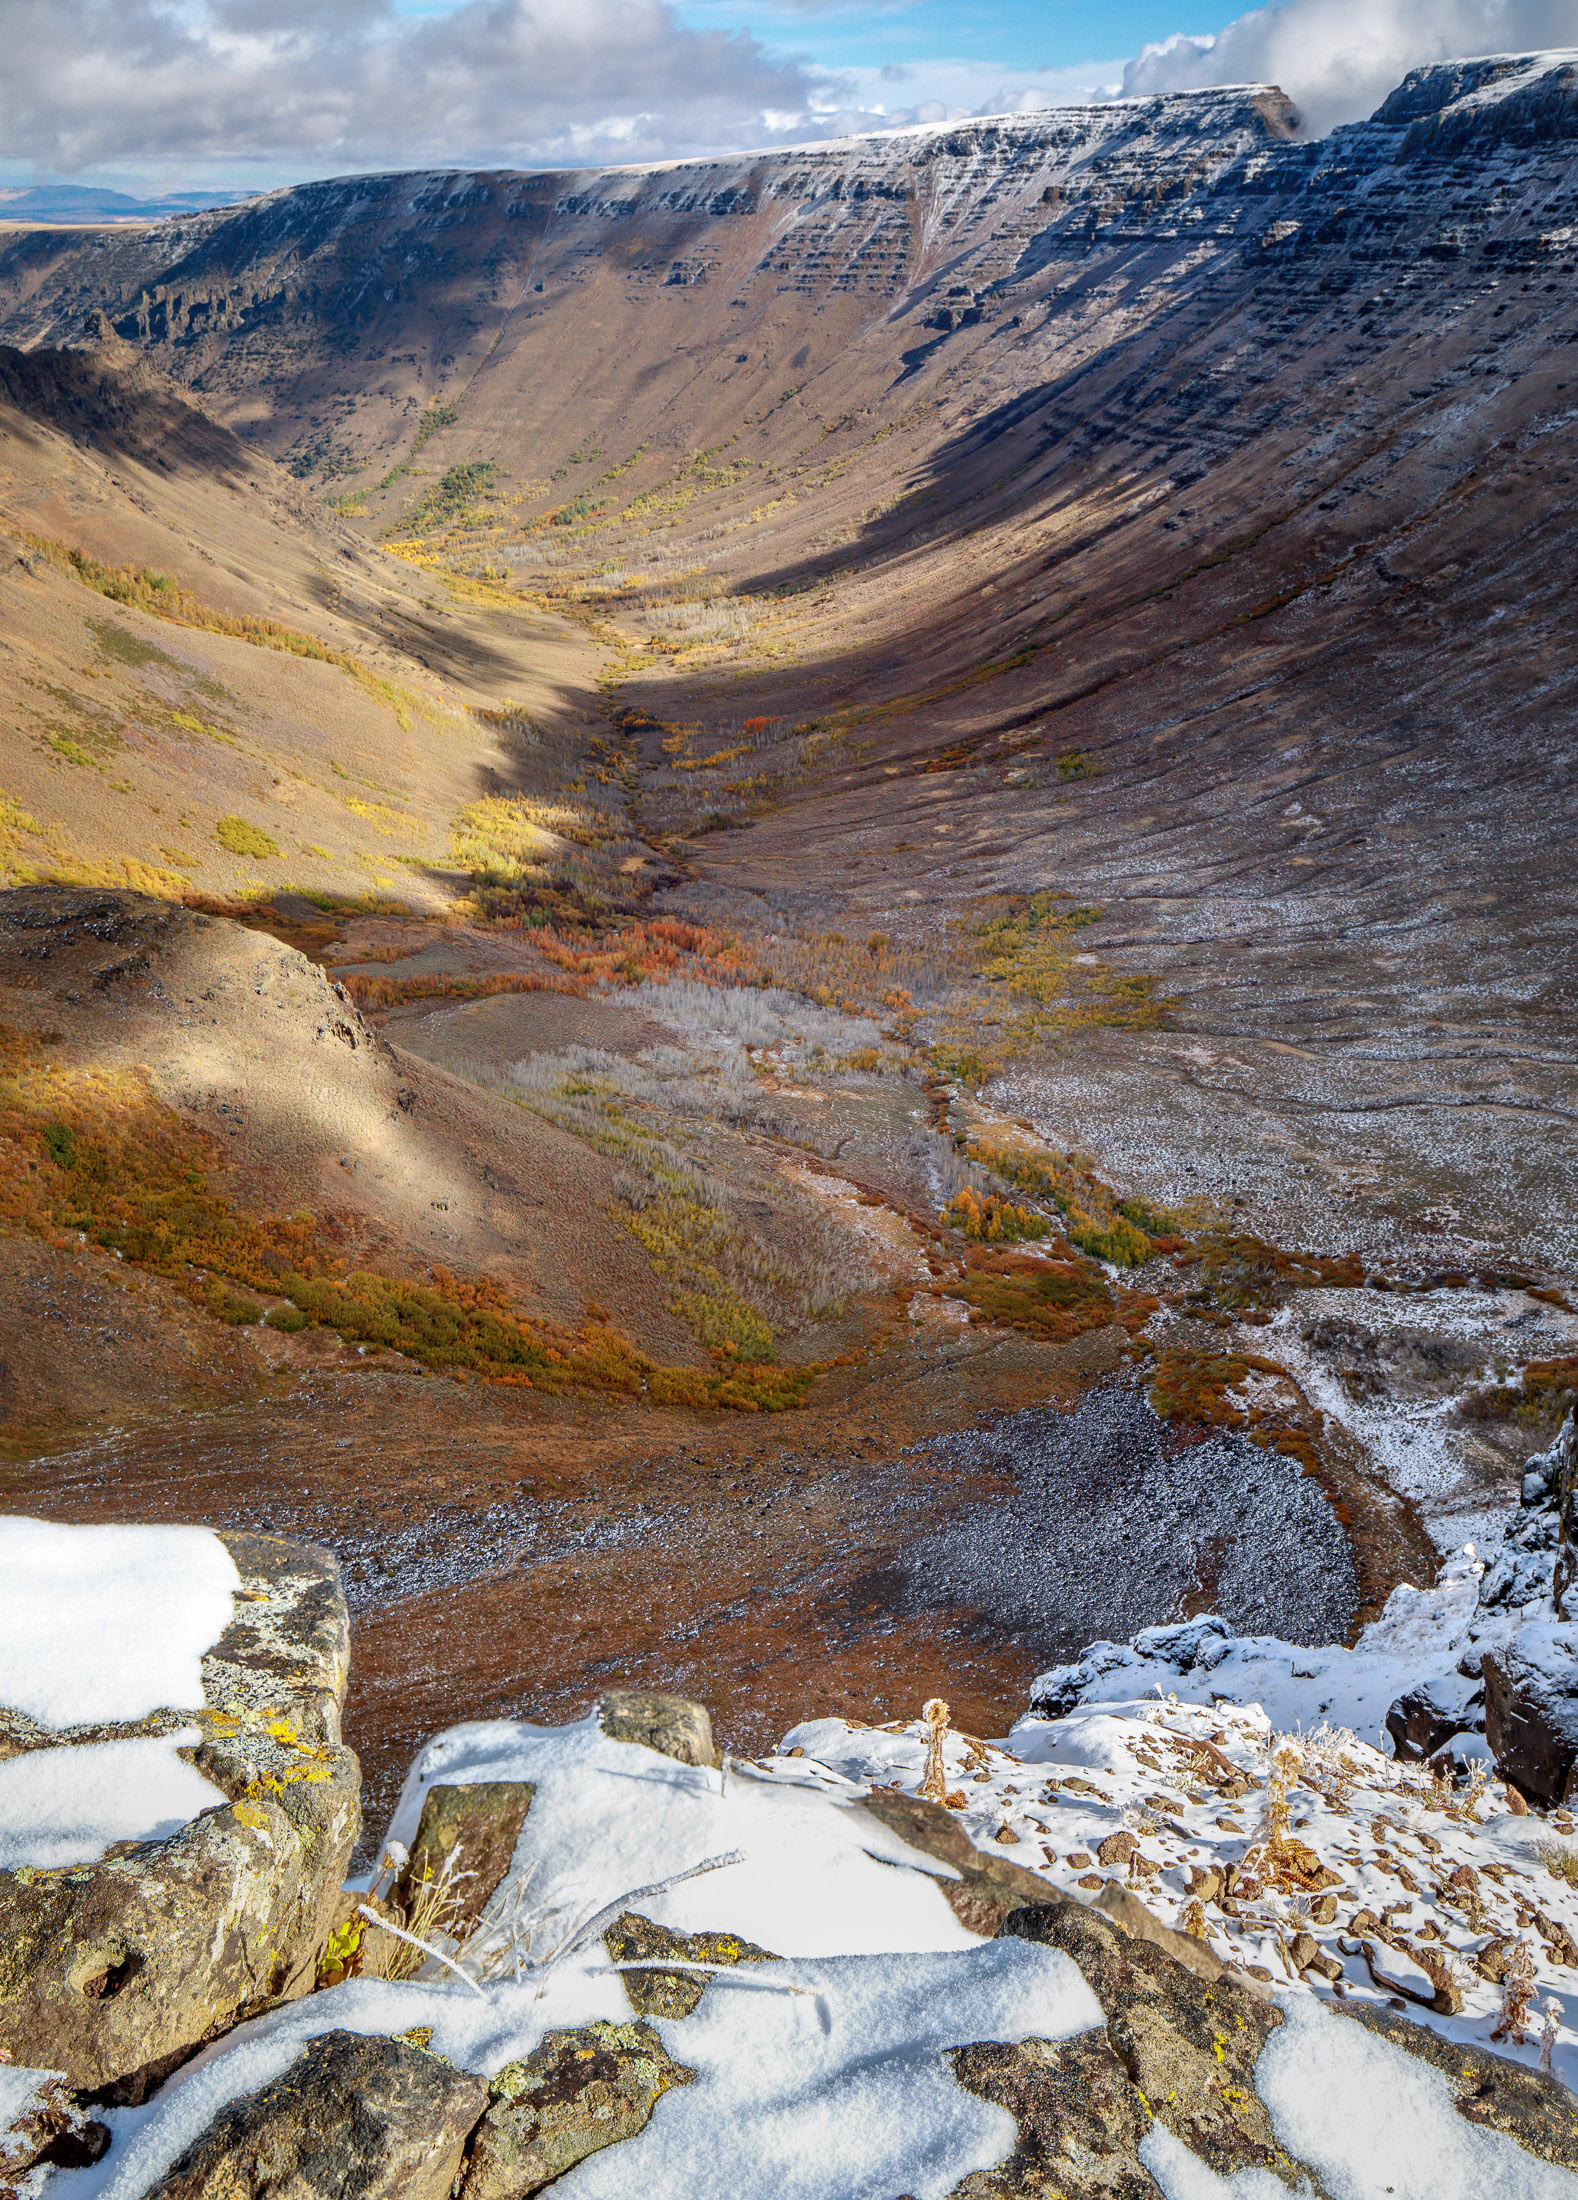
[
  {"xmin": 461, "ymin": 2021, "xmax": 693, "ymax": 2200},
  {"xmin": 598, "ymin": 1689, "xmax": 718, "ymax": 1769},
  {"xmin": 1482, "ymin": 1621, "xmax": 1578, "ymax": 1808},
  {"xmin": 143, "ymin": 2031, "xmax": 486, "ymax": 2200}
]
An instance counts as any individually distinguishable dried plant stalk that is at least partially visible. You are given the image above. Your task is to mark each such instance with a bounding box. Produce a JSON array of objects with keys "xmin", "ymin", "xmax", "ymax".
[
  {"xmin": 922, "ymin": 1698, "xmax": 951, "ymax": 1805},
  {"xmin": 1491, "ymin": 1940, "xmax": 1538, "ymax": 2044}
]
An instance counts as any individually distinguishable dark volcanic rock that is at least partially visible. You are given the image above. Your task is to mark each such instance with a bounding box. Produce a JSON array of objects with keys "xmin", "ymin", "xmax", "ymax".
[
  {"xmin": 397, "ymin": 1781, "xmax": 534, "ymax": 1931},
  {"xmin": 0, "ymin": 2072, "xmax": 109, "ymax": 2191},
  {"xmin": 144, "ymin": 2031, "xmax": 486, "ymax": 2200},
  {"xmin": 949, "ymin": 2032, "xmax": 1156, "ymax": 2200},
  {"xmin": 462, "ymin": 2021, "xmax": 693, "ymax": 2200},
  {"xmin": 1482, "ymin": 1621, "xmax": 1578, "ymax": 1806},
  {"xmin": 1386, "ymin": 1673, "xmax": 1484, "ymax": 1762},
  {"xmin": 1002, "ymin": 1901, "xmax": 1285, "ymax": 2182},
  {"xmin": 1480, "ymin": 1415, "xmax": 1571, "ymax": 1613}
]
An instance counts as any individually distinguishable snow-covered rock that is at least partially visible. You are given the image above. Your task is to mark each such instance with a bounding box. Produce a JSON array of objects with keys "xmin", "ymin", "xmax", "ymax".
[
  {"xmin": 1480, "ymin": 1419, "xmax": 1572, "ymax": 1613},
  {"xmin": 65, "ymin": 1698, "xmax": 1578, "ymax": 2200},
  {"xmin": 1023, "ymin": 1550, "xmax": 1490, "ymax": 1750},
  {"xmin": 0, "ymin": 1522, "xmax": 359, "ymax": 2096}
]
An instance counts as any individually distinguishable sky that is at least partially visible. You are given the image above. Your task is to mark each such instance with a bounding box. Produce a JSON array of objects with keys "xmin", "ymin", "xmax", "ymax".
[{"xmin": 0, "ymin": 0, "xmax": 1575, "ymax": 195}]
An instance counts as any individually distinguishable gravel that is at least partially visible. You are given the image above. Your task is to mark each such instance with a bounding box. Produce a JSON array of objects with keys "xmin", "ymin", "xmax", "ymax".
[{"xmin": 889, "ymin": 1383, "xmax": 1358, "ymax": 1666}]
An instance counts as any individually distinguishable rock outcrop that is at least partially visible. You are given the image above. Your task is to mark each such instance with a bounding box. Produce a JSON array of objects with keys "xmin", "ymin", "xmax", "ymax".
[
  {"xmin": 602, "ymin": 1913, "xmax": 779, "ymax": 2020},
  {"xmin": 1482, "ymin": 1621, "xmax": 1578, "ymax": 1808},
  {"xmin": 396, "ymin": 1781, "xmax": 535, "ymax": 1932},
  {"xmin": 0, "ymin": 1532, "xmax": 358, "ymax": 2098},
  {"xmin": 143, "ymin": 2032, "xmax": 486, "ymax": 2200},
  {"xmin": 598, "ymin": 1689, "xmax": 718, "ymax": 1769},
  {"xmin": 1003, "ymin": 1901, "xmax": 1285, "ymax": 2182},
  {"xmin": 463, "ymin": 2022, "xmax": 693, "ymax": 2200},
  {"xmin": 0, "ymin": 2069, "xmax": 109, "ymax": 2192}
]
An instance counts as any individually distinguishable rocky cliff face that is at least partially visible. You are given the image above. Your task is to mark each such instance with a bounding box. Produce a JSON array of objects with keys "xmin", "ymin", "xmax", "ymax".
[{"xmin": 1, "ymin": 54, "xmax": 1574, "ymax": 483}]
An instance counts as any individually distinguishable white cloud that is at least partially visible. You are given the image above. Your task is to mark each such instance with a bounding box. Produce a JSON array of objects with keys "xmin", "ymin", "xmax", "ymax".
[
  {"xmin": 1121, "ymin": 0, "xmax": 1578, "ymax": 137},
  {"xmin": 815, "ymin": 56, "xmax": 1124, "ymax": 129},
  {"xmin": 7, "ymin": 0, "xmax": 1575, "ymax": 187},
  {"xmin": 0, "ymin": 0, "xmax": 824, "ymax": 172}
]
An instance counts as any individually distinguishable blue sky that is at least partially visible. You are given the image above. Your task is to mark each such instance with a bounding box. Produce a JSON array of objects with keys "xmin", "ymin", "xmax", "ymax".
[{"xmin": 670, "ymin": 0, "xmax": 1216, "ymax": 73}]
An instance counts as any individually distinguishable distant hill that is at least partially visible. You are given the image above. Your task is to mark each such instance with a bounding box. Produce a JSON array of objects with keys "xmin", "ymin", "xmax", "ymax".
[{"xmin": 0, "ymin": 183, "xmax": 250, "ymax": 225}]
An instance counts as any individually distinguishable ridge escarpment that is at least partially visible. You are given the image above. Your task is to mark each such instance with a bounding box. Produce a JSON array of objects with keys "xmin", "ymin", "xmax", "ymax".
[{"xmin": 0, "ymin": 56, "xmax": 1575, "ymax": 478}]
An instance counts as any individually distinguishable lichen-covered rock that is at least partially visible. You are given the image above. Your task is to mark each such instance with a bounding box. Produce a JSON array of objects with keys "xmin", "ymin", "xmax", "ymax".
[
  {"xmin": 0, "ymin": 1531, "xmax": 359, "ymax": 2096},
  {"xmin": 0, "ymin": 1778, "xmax": 357, "ymax": 2099},
  {"xmin": 1002, "ymin": 1901, "xmax": 1285, "ymax": 2182},
  {"xmin": 0, "ymin": 2068, "xmax": 109, "ymax": 2193},
  {"xmin": 143, "ymin": 2031, "xmax": 487, "ymax": 2200},
  {"xmin": 602, "ymin": 1910, "xmax": 779, "ymax": 2019},
  {"xmin": 598, "ymin": 1690, "xmax": 717, "ymax": 1768},
  {"xmin": 397, "ymin": 1781, "xmax": 534, "ymax": 1931},
  {"xmin": 201, "ymin": 1533, "xmax": 352, "ymax": 1745},
  {"xmin": 948, "ymin": 2033, "xmax": 1157, "ymax": 2200},
  {"xmin": 461, "ymin": 2021, "xmax": 693, "ymax": 2200},
  {"xmin": 1482, "ymin": 1621, "xmax": 1578, "ymax": 1807}
]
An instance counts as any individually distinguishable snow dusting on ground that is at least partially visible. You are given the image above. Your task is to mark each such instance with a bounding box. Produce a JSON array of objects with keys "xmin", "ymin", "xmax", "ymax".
[{"xmin": 787, "ymin": 1523, "xmax": 1578, "ymax": 2099}]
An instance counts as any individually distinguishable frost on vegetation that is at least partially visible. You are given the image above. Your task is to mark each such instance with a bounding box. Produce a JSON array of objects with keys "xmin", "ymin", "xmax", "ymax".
[
  {"xmin": 793, "ymin": 1432, "xmax": 1578, "ymax": 2094},
  {"xmin": 627, "ymin": 976, "xmax": 886, "ymax": 1067},
  {"xmin": 496, "ymin": 1042, "xmax": 877, "ymax": 1338}
]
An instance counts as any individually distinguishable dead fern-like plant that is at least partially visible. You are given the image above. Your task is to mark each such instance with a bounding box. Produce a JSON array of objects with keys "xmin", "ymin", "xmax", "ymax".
[
  {"xmin": 1491, "ymin": 1939, "xmax": 1538, "ymax": 2044},
  {"xmin": 384, "ymin": 1847, "xmax": 474, "ymax": 1982}
]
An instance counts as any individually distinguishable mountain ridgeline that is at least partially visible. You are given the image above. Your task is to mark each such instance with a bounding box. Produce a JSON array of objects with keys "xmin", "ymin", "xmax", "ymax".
[{"xmin": 1, "ymin": 52, "xmax": 1575, "ymax": 500}]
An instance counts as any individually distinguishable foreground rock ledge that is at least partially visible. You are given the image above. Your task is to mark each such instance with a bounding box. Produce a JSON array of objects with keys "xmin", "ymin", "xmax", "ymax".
[{"xmin": 0, "ymin": 1532, "xmax": 359, "ymax": 2099}]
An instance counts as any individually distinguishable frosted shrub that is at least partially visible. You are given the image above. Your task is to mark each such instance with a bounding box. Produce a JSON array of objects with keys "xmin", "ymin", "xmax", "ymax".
[{"xmin": 1492, "ymin": 1941, "xmax": 1538, "ymax": 2044}]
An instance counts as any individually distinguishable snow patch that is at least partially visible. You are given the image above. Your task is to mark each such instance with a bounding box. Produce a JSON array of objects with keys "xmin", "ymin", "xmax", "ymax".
[
  {"xmin": 0, "ymin": 1518, "xmax": 238, "ymax": 1728},
  {"xmin": 0, "ymin": 1730, "xmax": 222, "ymax": 1870},
  {"xmin": 382, "ymin": 1713, "xmax": 979, "ymax": 1959}
]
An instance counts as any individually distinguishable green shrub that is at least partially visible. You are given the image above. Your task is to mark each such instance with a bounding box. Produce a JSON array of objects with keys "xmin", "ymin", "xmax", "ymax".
[
  {"xmin": 207, "ymin": 1280, "xmax": 265, "ymax": 1324},
  {"xmin": 215, "ymin": 816, "xmax": 281, "ymax": 861}
]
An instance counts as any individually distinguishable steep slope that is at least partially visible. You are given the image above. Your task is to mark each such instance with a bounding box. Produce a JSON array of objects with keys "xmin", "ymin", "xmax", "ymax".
[
  {"xmin": 12, "ymin": 53, "xmax": 1561, "ymax": 1278},
  {"xmin": 0, "ymin": 340, "xmax": 599, "ymax": 903}
]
